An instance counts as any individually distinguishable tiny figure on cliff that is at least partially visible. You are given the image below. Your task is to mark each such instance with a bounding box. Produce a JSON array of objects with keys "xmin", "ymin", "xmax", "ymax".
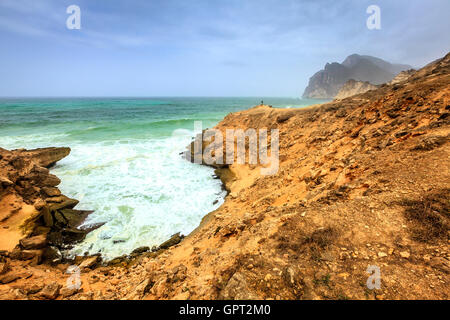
[{"xmin": 261, "ymin": 100, "xmax": 264, "ymax": 105}]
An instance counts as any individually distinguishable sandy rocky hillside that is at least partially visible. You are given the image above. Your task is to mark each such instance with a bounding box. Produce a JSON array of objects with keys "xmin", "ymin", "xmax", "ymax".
[{"xmin": 0, "ymin": 53, "xmax": 449, "ymax": 300}]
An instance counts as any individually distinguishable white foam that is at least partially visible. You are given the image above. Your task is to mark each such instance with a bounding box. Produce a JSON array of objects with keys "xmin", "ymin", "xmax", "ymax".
[{"xmin": 1, "ymin": 130, "xmax": 225, "ymax": 260}]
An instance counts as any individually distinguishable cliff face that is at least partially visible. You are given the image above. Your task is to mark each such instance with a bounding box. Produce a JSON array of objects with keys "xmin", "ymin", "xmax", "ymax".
[
  {"xmin": 388, "ymin": 69, "xmax": 416, "ymax": 85},
  {"xmin": 334, "ymin": 79, "xmax": 378, "ymax": 100},
  {"xmin": 0, "ymin": 147, "xmax": 93, "ymax": 263},
  {"xmin": 302, "ymin": 54, "xmax": 412, "ymax": 99}
]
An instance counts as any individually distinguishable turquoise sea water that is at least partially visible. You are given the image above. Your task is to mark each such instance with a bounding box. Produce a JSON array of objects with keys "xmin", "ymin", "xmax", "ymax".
[{"xmin": 0, "ymin": 97, "xmax": 326, "ymax": 259}]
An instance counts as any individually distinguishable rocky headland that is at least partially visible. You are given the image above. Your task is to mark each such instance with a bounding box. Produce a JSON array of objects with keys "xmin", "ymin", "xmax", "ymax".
[
  {"xmin": 303, "ymin": 54, "xmax": 412, "ymax": 99},
  {"xmin": 0, "ymin": 52, "xmax": 449, "ymax": 300}
]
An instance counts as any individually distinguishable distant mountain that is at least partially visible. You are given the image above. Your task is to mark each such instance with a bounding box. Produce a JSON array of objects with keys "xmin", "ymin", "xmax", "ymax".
[{"xmin": 302, "ymin": 54, "xmax": 413, "ymax": 99}]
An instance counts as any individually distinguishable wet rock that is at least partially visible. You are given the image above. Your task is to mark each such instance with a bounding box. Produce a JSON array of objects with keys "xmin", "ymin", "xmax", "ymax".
[
  {"xmin": 131, "ymin": 246, "xmax": 150, "ymax": 255},
  {"xmin": 59, "ymin": 209, "xmax": 92, "ymax": 228},
  {"xmin": 107, "ymin": 255, "xmax": 128, "ymax": 266},
  {"xmin": 159, "ymin": 232, "xmax": 183, "ymax": 250},
  {"xmin": 47, "ymin": 228, "xmax": 87, "ymax": 246}
]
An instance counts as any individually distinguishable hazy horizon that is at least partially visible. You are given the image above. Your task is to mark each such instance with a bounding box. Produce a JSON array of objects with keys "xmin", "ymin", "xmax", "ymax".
[{"xmin": 1, "ymin": 0, "xmax": 449, "ymax": 97}]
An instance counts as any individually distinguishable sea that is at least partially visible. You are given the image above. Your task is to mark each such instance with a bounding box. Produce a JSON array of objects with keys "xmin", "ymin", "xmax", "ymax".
[{"xmin": 0, "ymin": 97, "xmax": 326, "ymax": 260}]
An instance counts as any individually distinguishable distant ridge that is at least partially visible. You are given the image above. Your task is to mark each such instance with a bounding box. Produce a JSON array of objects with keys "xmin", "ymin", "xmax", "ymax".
[{"xmin": 302, "ymin": 54, "xmax": 413, "ymax": 99}]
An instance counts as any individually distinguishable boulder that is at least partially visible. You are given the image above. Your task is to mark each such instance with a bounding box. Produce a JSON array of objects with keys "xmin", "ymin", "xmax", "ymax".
[
  {"xmin": 131, "ymin": 246, "xmax": 150, "ymax": 255},
  {"xmin": 41, "ymin": 187, "xmax": 61, "ymax": 197},
  {"xmin": 78, "ymin": 256, "xmax": 99, "ymax": 269},
  {"xmin": 158, "ymin": 232, "xmax": 183, "ymax": 250},
  {"xmin": 19, "ymin": 234, "xmax": 47, "ymax": 250},
  {"xmin": 219, "ymin": 272, "xmax": 260, "ymax": 300},
  {"xmin": 60, "ymin": 286, "xmax": 80, "ymax": 298},
  {"xmin": 0, "ymin": 271, "xmax": 32, "ymax": 284},
  {"xmin": 9, "ymin": 249, "xmax": 43, "ymax": 262},
  {"xmin": 40, "ymin": 282, "xmax": 61, "ymax": 299}
]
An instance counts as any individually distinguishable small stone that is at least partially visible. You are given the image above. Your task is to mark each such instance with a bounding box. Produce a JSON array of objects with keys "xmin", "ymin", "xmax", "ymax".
[
  {"xmin": 400, "ymin": 251, "xmax": 410, "ymax": 259},
  {"xmin": 378, "ymin": 252, "xmax": 388, "ymax": 258},
  {"xmin": 40, "ymin": 282, "xmax": 61, "ymax": 299},
  {"xmin": 60, "ymin": 286, "xmax": 80, "ymax": 298},
  {"xmin": 264, "ymin": 274, "xmax": 272, "ymax": 281}
]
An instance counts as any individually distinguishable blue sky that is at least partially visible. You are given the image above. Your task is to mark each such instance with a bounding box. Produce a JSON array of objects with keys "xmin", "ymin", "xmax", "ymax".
[{"xmin": 0, "ymin": 0, "xmax": 449, "ymax": 97}]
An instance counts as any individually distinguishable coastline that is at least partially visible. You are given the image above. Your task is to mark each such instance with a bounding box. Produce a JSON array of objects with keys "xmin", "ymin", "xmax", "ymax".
[{"xmin": 0, "ymin": 53, "xmax": 449, "ymax": 300}]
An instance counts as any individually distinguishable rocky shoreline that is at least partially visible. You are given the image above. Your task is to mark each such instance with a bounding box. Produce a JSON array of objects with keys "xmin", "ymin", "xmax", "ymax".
[
  {"xmin": 0, "ymin": 52, "xmax": 449, "ymax": 300},
  {"xmin": 0, "ymin": 147, "xmax": 97, "ymax": 264}
]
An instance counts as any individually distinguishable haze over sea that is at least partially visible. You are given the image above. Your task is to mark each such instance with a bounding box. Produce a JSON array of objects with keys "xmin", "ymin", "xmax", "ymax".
[{"xmin": 0, "ymin": 97, "xmax": 326, "ymax": 259}]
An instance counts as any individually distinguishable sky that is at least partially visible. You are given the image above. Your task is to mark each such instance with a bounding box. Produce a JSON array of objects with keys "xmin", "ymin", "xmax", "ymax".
[{"xmin": 0, "ymin": 0, "xmax": 449, "ymax": 97}]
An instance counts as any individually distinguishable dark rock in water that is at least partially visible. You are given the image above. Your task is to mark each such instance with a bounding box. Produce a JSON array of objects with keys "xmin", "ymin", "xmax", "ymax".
[
  {"xmin": 48, "ymin": 228, "xmax": 87, "ymax": 247},
  {"xmin": 79, "ymin": 222, "xmax": 105, "ymax": 233},
  {"xmin": 113, "ymin": 239, "xmax": 126, "ymax": 244},
  {"xmin": 107, "ymin": 254, "xmax": 128, "ymax": 266},
  {"xmin": 59, "ymin": 209, "xmax": 93, "ymax": 228},
  {"xmin": 131, "ymin": 246, "xmax": 150, "ymax": 255},
  {"xmin": 158, "ymin": 232, "xmax": 183, "ymax": 250},
  {"xmin": 213, "ymin": 200, "xmax": 219, "ymax": 205}
]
